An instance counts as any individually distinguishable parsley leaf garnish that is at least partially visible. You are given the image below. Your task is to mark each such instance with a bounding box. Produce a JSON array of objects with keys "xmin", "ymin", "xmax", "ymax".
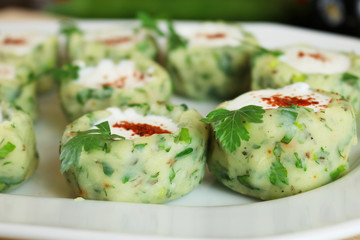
[
  {"xmin": 60, "ymin": 121, "xmax": 124, "ymax": 173},
  {"xmin": 60, "ymin": 20, "xmax": 82, "ymax": 36},
  {"xmin": 53, "ymin": 63, "xmax": 80, "ymax": 82},
  {"xmin": 242, "ymin": 40, "xmax": 283, "ymax": 57},
  {"xmin": 269, "ymin": 160, "xmax": 289, "ymax": 187},
  {"xmin": 341, "ymin": 72, "xmax": 359, "ymax": 86},
  {"xmin": 279, "ymin": 106, "xmax": 299, "ymax": 144},
  {"xmin": 202, "ymin": 105, "xmax": 265, "ymax": 153},
  {"xmin": 0, "ymin": 142, "xmax": 16, "ymax": 159},
  {"xmin": 167, "ymin": 21, "xmax": 188, "ymax": 50},
  {"xmin": 330, "ymin": 164, "xmax": 347, "ymax": 180},
  {"xmin": 137, "ymin": 12, "xmax": 164, "ymax": 36}
]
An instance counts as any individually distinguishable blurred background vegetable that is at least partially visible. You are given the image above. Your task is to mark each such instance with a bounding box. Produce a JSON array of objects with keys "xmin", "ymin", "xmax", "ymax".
[{"xmin": 0, "ymin": 0, "xmax": 359, "ymax": 36}]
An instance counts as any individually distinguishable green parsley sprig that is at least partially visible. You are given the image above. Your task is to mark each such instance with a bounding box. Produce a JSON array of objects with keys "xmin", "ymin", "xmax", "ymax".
[
  {"xmin": 60, "ymin": 20, "xmax": 82, "ymax": 36},
  {"xmin": 167, "ymin": 21, "xmax": 188, "ymax": 50},
  {"xmin": 242, "ymin": 40, "xmax": 283, "ymax": 57},
  {"xmin": 60, "ymin": 121, "xmax": 124, "ymax": 173},
  {"xmin": 137, "ymin": 12, "xmax": 164, "ymax": 36},
  {"xmin": 53, "ymin": 63, "xmax": 80, "ymax": 82},
  {"xmin": 202, "ymin": 105, "xmax": 265, "ymax": 153}
]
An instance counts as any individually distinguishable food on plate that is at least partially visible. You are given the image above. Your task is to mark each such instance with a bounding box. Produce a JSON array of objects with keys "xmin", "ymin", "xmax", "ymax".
[
  {"xmin": 58, "ymin": 57, "xmax": 172, "ymax": 121},
  {"xmin": 204, "ymin": 83, "xmax": 357, "ymax": 200},
  {"xmin": 0, "ymin": 103, "xmax": 39, "ymax": 192},
  {"xmin": 251, "ymin": 45, "xmax": 360, "ymax": 115},
  {"xmin": 166, "ymin": 21, "xmax": 257, "ymax": 100},
  {"xmin": 62, "ymin": 22, "xmax": 158, "ymax": 64},
  {"xmin": 0, "ymin": 63, "xmax": 37, "ymax": 119},
  {"xmin": 59, "ymin": 103, "xmax": 208, "ymax": 203},
  {"xmin": 0, "ymin": 32, "xmax": 58, "ymax": 93}
]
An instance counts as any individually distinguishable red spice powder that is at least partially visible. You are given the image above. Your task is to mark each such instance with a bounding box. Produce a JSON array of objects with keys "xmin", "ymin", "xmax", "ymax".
[
  {"xmin": 3, "ymin": 37, "xmax": 26, "ymax": 45},
  {"xmin": 103, "ymin": 76, "xmax": 127, "ymax": 88},
  {"xmin": 261, "ymin": 94, "xmax": 326, "ymax": 108},
  {"xmin": 197, "ymin": 32, "xmax": 226, "ymax": 39},
  {"xmin": 113, "ymin": 121, "xmax": 172, "ymax": 137},
  {"xmin": 298, "ymin": 51, "xmax": 328, "ymax": 62},
  {"xmin": 99, "ymin": 37, "xmax": 132, "ymax": 45}
]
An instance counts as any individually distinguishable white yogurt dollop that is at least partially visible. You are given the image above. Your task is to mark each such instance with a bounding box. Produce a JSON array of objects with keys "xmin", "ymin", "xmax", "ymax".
[
  {"xmin": 279, "ymin": 46, "xmax": 351, "ymax": 74},
  {"xmin": 75, "ymin": 59, "xmax": 153, "ymax": 89},
  {"xmin": 0, "ymin": 63, "xmax": 15, "ymax": 79},
  {"xmin": 226, "ymin": 83, "xmax": 332, "ymax": 113},
  {"xmin": 179, "ymin": 22, "xmax": 243, "ymax": 48},
  {"xmin": 94, "ymin": 107, "xmax": 178, "ymax": 140},
  {"xmin": 0, "ymin": 32, "xmax": 47, "ymax": 56}
]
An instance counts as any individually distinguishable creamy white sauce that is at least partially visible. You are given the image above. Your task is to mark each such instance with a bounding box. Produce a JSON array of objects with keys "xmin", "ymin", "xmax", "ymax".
[
  {"xmin": 84, "ymin": 27, "xmax": 144, "ymax": 49},
  {"xmin": 226, "ymin": 83, "xmax": 331, "ymax": 112},
  {"xmin": 279, "ymin": 46, "xmax": 351, "ymax": 74},
  {"xmin": 94, "ymin": 107, "xmax": 178, "ymax": 140},
  {"xmin": 179, "ymin": 22, "xmax": 243, "ymax": 48},
  {"xmin": 0, "ymin": 32, "xmax": 47, "ymax": 56},
  {"xmin": 0, "ymin": 64, "xmax": 15, "ymax": 79},
  {"xmin": 0, "ymin": 106, "xmax": 2, "ymax": 122},
  {"xmin": 75, "ymin": 59, "xmax": 153, "ymax": 89}
]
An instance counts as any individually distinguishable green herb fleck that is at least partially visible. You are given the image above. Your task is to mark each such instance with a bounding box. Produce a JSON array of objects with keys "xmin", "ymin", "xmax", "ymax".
[
  {"xmin": 255, "ymin": 45, "xmax": 283, "ymax": 57},
  {"xmin": 202, "ymin": 105, "xmax": 265, "ymax": 153},
  {"xmin": 325, "ymin": 124, "xmax": 333, "ymax": 131},
  {"xmin": 330, "ymin": 165, "xmax": 347, "ymax": 180},
  {"xmin": 166, "ymin": 104, "xmax": 174, "ymax": 112},
  {"xmin": 269, "ymin": 160, "xmax": 289, "ymax": 187},
  {"xmin": 218, "ymin": 53, "xmax": 234, "ymax": 76},
  {"xmin": 76, "ymin": 89, "xmax": 92, "ymax": 105},
  {"xmin": 180, "ymin": 104, "xmax": 188, "ymax": 111},
  {"xmin": 273, "ymin": 142, "xmax": 283, "ymax": 160},
  {"xmin": 0, "ymin": 142, "xmax": 16, "ymax": 159},
  {"xmin": 175, "ymin": 128, "xmax": 192, "ymax": 144},
  {"xmin": 151, "ymin": 172, "xmax": 159, "ymax": 178},
  {"xmin": 53, "ymin": 63, "xmax": 79, "ymax": 82},
  {"xmin": 294, "ymin": 152, "xmax": 306, "ymax": 171},
  {"xmin": 137, "ymin": 12, "xmax": 164, "ymax": 36},
  {"xmin": 133, "ymin": 143, "xmax": 147, "ymax": 152},
  {"xmin": 60, "ymin": 121, "xmax": 124, "ymax": 173},
  {"xmin": 169, "ymin": 167, "xmax": 176, "ymax": 184},
  {"xmin": 191, "ymin": 169, "xmax": 199, "ymax": 176},
  {"xmin": 175, "ymin": 148, "xmax": 193, "ymax": 159},
  {"xmin": 122, "ymin": 176, "xmax": 130, "ymax": 184},
  {"xmin": 341, "ymin": 72, "xmax": 359, "ymax": 85},
  {"xmin": 252, "ymin": 144, "xmax": 261, "ymax": 149},
  {"xmin": 101, "ymin": 162, "xmax": 114, "ymax": 176},
  {"xmin": 212, "ymin": 164, "xmax": 232, "ymax": 181},
  {"xmin": 292, "ymin": 74, "xmax": 307, "ymax": 82},
  {"xmin": 158, "ymin": 137, "xmax": 171, "ymax": 152},
  {"xmin": 237, "ymin": 175, "xmax": 260, "ymax": 190},
  {"xmin": 279, "ymin": 106, "xmax": 298, "ymax": 144},
  {"xmin": 136, "ymin": 41, "xmax": 149, "ymax": 52},
  {"xmin": 338, "ymin": 149, "xmax": 344, "ymax": 158}
]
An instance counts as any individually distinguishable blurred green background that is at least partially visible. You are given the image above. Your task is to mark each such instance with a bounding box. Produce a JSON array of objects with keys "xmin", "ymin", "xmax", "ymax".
[
  {"xmin": 44, "ymin": 0, "xmax": 309, "ymax": 22},
  {"xmin": 0, "ymin": 0, "xmax": 359, "ymax": 36}
]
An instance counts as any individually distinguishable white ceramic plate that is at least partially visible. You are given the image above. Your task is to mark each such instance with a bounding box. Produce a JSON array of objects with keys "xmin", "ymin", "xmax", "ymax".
[{"xmin": 0, "ymin": 21, "xmax": 360, "ymax": 240}]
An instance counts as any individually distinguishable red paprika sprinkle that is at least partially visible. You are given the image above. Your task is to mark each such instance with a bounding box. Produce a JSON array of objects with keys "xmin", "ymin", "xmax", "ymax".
[
  {"xmin": 99, "ymin": 37, "xmax": 132, "ymax": 45},
  {"xmin": 298, "ymin": 51, "xmax": 328, "ymax": 62},
  {"xmin": 197, "ymin": 33, "xmax": 226, "ymax": 39},
  {"xmin": 113, "ymin": 121, "xmax": 172, "ymax": 137},
  {"xmin": 3, "ymin": 37, "xmax": 26, "ymax": 45},
  {"xmin": 261, "ymin": 94, "xmax": 326, "ymax": 108}
]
